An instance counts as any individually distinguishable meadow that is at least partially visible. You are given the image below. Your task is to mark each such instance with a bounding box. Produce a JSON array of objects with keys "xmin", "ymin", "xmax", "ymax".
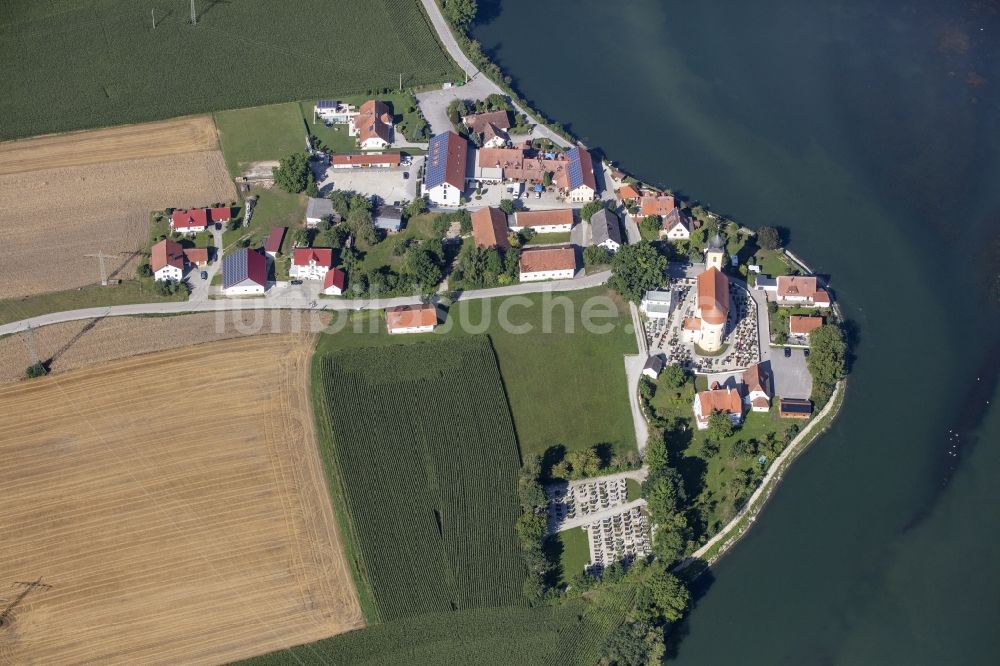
[
  {"xmin": 313, "ymin": 337, "xmax": 524, "ymax": 622},
  {"xmin": 0, "ymin": 0, "xmax": 460, "ymax": 140}
]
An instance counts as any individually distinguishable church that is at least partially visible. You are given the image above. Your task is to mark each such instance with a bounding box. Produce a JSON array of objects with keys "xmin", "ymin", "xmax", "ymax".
[{"xmin": 683, "ymin": 234, "xmax": 730, "ymax": 353}]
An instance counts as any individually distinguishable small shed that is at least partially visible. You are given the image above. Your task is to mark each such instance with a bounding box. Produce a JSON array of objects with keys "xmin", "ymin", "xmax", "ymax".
[
  {"xmin": 306, "ymin": 197, "xmax": 335, "ymax": 227},
  {"xmin": 642, "ymin": 355, "xmax": 665, "ymax": 380},
  {"xmin": 263, "ymin": 227, "xmax": 286, "ymax": 258},
  {"xmin": 375, "ymin": 206, "xmax": 403, "ymax": 234}
]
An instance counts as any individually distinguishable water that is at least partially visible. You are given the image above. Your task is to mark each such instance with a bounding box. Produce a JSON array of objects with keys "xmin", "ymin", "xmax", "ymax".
[{"xmin": 474, "ymin": 1, "xmax": 1000, "ymax": 662}]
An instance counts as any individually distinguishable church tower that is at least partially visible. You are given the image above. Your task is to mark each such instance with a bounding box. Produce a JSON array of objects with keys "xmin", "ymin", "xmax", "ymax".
[{"xmin": 705, "ymin": 232, "xmax": 725, "ymax": 270}]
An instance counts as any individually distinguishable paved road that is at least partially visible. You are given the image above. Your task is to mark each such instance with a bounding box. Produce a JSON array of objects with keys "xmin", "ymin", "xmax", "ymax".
[
  {"xmin": 0, "ymin": 271, "xmax": 611, "ymax": 337},
  {"xmin": 416, "ymin": 0, "xmax": 570, "ymax": 148},
  {"xmin": 554, "ymin": 498, "xmax": 648, "ymax": 533}
]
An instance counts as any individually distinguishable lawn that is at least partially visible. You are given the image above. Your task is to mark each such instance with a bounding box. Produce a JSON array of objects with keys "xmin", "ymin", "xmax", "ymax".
[
  {"xmin": 314, "ymin": 287, "xmax": 639, "ymax": 459},
  {"xmin": 222, "ymin": 188, "xmax": 305, "ymax": 251},
  {"xmin": 1, "ymin": 0, "xmax": 460, "ymax": 140},
  {"xmin": 769, "ymin": 305, "xmax": 827, "ymax": 341},
  {"xmin": 525, "ymin": 232, "xmax": 572, "ymax": 245},
  {"xmin": 0, "ymin": 281, "xmax": 186, "ymax": 327},
  {"xmin": 301, "ymin": 92, "xmax": 431, "ymax": 148},
  {"xmin": 357, "ymin": 212, "xmax": 442, "ymax": 273},
  {"xmin": 214, "ymin": 103, "xmax": 307, "ymax": 176},
  {"xmin": 626, "ymin": 478, "xmax": 641, "ymax": 501},
  {"xmin": 546, "ymin": 527, "xmax": 591, "ymax": 586}
]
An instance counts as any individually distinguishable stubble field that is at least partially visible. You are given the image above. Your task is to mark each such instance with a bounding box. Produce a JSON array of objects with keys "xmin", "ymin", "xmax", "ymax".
[{"xmin": 0, "ymin": 336, "xmax": 364, "ymax": 665}]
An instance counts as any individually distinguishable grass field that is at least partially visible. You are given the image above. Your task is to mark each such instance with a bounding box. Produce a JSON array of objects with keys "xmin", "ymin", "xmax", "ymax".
[
  {"xmin": 222, "ymin": 187, "xmax": 306, "ymax": 250},
  {"xmin": 314, "ymin": 287, "xmax": 639, "ymax": 458},
  {"xmin": 0, "ymin": 280, "xmax": 186, "ymax": 327},
  {"xmin": 548, "ymin": 527, "xmax": 591, "ymax": 585},
  {"xmin": 0, "ymin": 336, "xmax": 363, "ymax": 664},
  {"xmin": 525, "ymin": 231, "xmax": 573, "ymax": 245},
  {"xmin": 0, "ymin": 0, "xmax": 460, "ymax": 140},
  {"xmin": 313, "ymin": 337, "xmax": 524, "ymax": 622}
]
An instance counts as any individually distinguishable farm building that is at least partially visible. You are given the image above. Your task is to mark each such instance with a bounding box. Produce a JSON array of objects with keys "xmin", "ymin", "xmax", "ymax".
[
  {"xmin": 471, "ymin": 207, "xmax": 510, "ymax": 249},
  {"xmin": 314, "ymin": 100, "xmax": 357, "ymax": 123},
  {"xmin": 386, "ymin": 303, "xmax": 438, "ymax": 334},
  {"xmin": 590, "ymin": 208, "xmax": 622, "ymax": 252},
  {"xmin": 510, "ymin": 208, "xmax": 574, "ymax": 233},
  {"xmin": 150, "ymin": 239, "xmax": 184, "ymax": 282},
  {"xmin": 565, "ymin": 147, "xmax": 598, "ymax": 202},
  {"xmin": 222, "ymin": 248, "xmax": 267, "ymax": 295},
  {"xmin": 306, "ymin": 197, "xmax": 335, "ymax": 227},
  {"xmin": 779, "ymin": 398, "xmax": 813, "ymax": 419},
  {"xmin": 693, "ymin": 385, "xmax": 744, "ymax": 430},
  {"xmin": 263, "ymin": 227, "xmax": 286, "ymax": 258},
  {"xmin": 518, "ymin": 245, "xmax": 576, "ymax": 282},
  {"xmin": 170, "ymin": 208, "xmax": 209, "ymax": 234},
  {"xmin": 351, "ymin": 100, "xmax": 393, "ymax": 149},
  {"xmin": 290, "ymin": 248, "xmax": 334, "ymax": 280},
  {"xmin": 424, "ymin": 131, "xmax": 468, "ymax": 206},
  {"xmin": 329, "ymin": 153, "xmax": 401, "ymax": 169},
  {"xmin": 182, "ymin": 247, "xmax": 209, "ymax": 267},
  {"xmin": 374, "ymin": 206, "xmax": 403, "ymax": 234},
  {"xmin": 323, "ymin": 268, "xmax": 347, "ymax": 295}
]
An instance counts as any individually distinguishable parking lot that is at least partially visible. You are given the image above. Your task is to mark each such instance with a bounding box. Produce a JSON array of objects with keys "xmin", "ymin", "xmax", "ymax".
[
  {"xmin": 767, "ymin": 347, "xmax": 813, "ymax": 399},
  {"xmin": 317, "ymin": 156, "xmax": 422, "ymax": 205}
]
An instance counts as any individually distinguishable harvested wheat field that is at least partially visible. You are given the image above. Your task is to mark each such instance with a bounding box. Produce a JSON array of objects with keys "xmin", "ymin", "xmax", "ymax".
[
  {"xmin": 0, "ymin": 336, "xmax": 364, "ymax": 665},
  {"xmin": 0, "ymin": 150, "xmax": 236, "ymax": 299},
  {"xmin": 0, "ymin": 311, "xmax": 334, "ymax": 385},
  {"xmin": 0, "ymin": 116, "xmax": 220, "ymax": 176}
]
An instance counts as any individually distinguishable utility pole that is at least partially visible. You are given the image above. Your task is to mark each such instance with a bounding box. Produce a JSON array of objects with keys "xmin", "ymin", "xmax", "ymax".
[
  {"xmin": 22, "ymin": 324, "xmax": 38, "ymax": 367},
  {"xmin": 1, "ymin": 579, "xmax": 52, "ymax": 627},
  {"xmin": 84, "ymin": 251, "xmax": 109, "ymax": 286},
  {"xmin": 151, "ymin": 9, "xmax": 156, "ymax": 29},
  {"xmin": 190, "ymin": 0, "xmax": 197, "ymax": 25},
  {"xmin": 399, "ymin": 73, "xmax": 402, "ymax": 92}
]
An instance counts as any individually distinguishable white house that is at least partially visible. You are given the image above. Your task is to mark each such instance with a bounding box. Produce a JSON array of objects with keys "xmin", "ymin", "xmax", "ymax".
[
  {"xmin": 170, "ymin": 208, "xmax": 209, "ymax": 234},
  {"xmin": 640, "ymin": 290, "xmax": 673, "ymax": 319},
  {"xmin": 314, "ymin": 100, "xmax": 357, "ymax": 123},
  {"xmin": 290, "ymin": 248, "xmax": 333, "ymax": 280},
  {"xmin": 742, "ymin": 363, "xmax": 771, "ymax": 412},
  {"xmin": 323, "ymin": 268, "xmax": 347, "ymax": 295},
  {"xmin": 510, "ymin": 209, "xmax": 574, "ymax": 233},
  {"xmin": 777, "ymin": 275, "xmax": 831, "ymax": 308},
  {"xmin": 519, "ymin": 246, "xmax": 576, "ymax": 282},
  {"xmin": 222, "ymin": 248, "xmax": 267, "ymax": 295},
  {"xmin": 564, "ymin": 147, "xmax": 598, "ymax": 202},
  {"xmin": 693, "ymin": 385, "xmax": 744, "ymax": 430},
  {"xmin": 590, "ymin": 208, "xmax": 622, "ymax": 252},
  {"xmin": 150, "ymin": 239, "xmax": 184, "ymax": 282},
  {"xmin": 386, "ymin": 303, "xmax": 438, "ymax": 334},
  {"xmin": 351, "ymin": 100, "xmax": 393, "ymax": 149},
  {"xmin": 642, "ymin": 355, "xmax": 665, "ymax": 380},
  {"xmin": 661, "ymin": 209, "xmax": 691, "ymax": 240},
  {"xmin": 423, "ymin": 132, "xmax": 468, "ymax": 206},
  {"xmin": 306, "ymin": 197, "xmax": 335, "ymax": 228}
]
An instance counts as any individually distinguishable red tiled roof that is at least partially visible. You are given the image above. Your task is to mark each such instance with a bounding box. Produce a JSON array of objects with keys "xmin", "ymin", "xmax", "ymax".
[
  {"xmin": 471, "ymin": 207, "xmax": 510, "ymax": 249},
  {"xmin": 182, "ymin": 247, "xmax": 208, "ymax": 265},
  {"xmin": 696, "ymin": 387, "xmax": 743, "ymax": 418},
  {"xmin": 464, "ymin": 110, "xmax": 511, "ymax": 133},
  {"xmin": 324, "ymin": 268, "xmax": 346, "ymax": 291},
  {"xmin": 354, "ymin": 100, "xmax": 392, "ymax": 145},
  {"xmin": 330, "ymin": 152, "xmax": 401, "ymax": 166},
  {"xmin": 512, "ymin": 209, "xmax": 574, "ymax": 229},
  {"xmin": 477, "ymin": 147, "xmax": 567, "ymax": 185},
  {"xmin": 789, "ymin": 315, "xmax": 824, "ymax": 334},
  {"xmin": 742, "ymin": 362, "xmax": 770, "ymax": 397},
  {"xmin": 209, "ymin": 207, "xmax": 232, "ymax": 222},
  {"xmin": 617, "ymin": 184, "xmax": 641, "ymax": 200},
  {"xmin": 151, "ymin": 239, "xmax": 184, "ymax": 272},
  {"xmin": 171, "ymin": 208, "xmax": 209, "ymax": 229},
  {"xmin": 292, "ymin": 247, "xmax": 333, "ymax": 267},
  {"xmin": 697, "ymin": 267, "xmax": 730, "ymax": 326},
  {"xmin": 427, "ymin": 131, "xmax": 468, "ymax": 190},
  {"xmin": 519, "ymin": 245, "xmax": 576, "ymax": 274},
  {"xmin": 777, "ymin": 275, "xmax": 820, "ymax": 299},
  {"xmin": 386, "ymin": 303, "xmax": 437, "ymax": 330},
  {"xmin": 264, "ymin": 227, "xmax": 286, "ymax": 254},
  {"xmin": 639, "ymin": 194, "xmax": 676, "ymax": 218}
]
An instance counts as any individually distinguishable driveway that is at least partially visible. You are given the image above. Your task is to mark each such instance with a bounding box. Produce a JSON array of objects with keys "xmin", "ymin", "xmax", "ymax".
[
  {"xmin": 768, "ymin": 348, "xmax": 813, "ymax": 399},
  {"xmin": 317, "ymin": 158, "xmax": 421, "ymax": 204}
]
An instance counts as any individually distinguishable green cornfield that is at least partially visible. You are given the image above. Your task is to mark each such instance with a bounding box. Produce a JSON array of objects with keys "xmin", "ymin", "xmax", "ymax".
[
  {"xmin": 0, "ymin": 0, "xmax": 460, "ymax": 139},
  {"xmin": 315, "ymin": 337, "xmax": 524, "ymax": 622}
]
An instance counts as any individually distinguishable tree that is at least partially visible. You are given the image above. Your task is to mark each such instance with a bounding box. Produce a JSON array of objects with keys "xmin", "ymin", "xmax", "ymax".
[
  {"xmin": 599, "ymin": 619, "xmax": 665, "ymax": 666},
  {"xmin": 708, "ymin": 411, "xmax": 734, "ymax": 439},
  {"xmin": 542, "ymin": 171, "xmax": 553, "ymax": 187},
  {"xmin": 565, "ymin": 447, "xmax": 602, "ymax": 479},
  {"xmin": 808, "ymin": 324, "xmax": 847, "ymax": 404},
  {"xmin": 608, "ymin": 241, "xmax": 668, "ymax": 303},
  {"xmin": 640, "ymin": 215, "xmax": 661, "ymax": 237},
  {"xmin": 660, "ymin": 363, "xmax": 688, "ymax": 389},
  {"xmin": 583, "ymin": 245, "xmax": 611, "ymax": 266},
  {"xmin": 405, "ymin": 195, "xmax": 428, "ymax": 220},
  {"xmin": 757, "ymin": 226, "xmax": 781, "ymax": 250},
  {"xmin": 406, "ymin": 247, "xmax": 443, "ymax": 290},
  {"xmin": 499, "ymin": 198, "xmax": 516, "ymax": 215},
  {"xmin": 136, "ymin": 262, "xmax": 152, "ymax": 278},
  {"xmin": 518, "ymin": 456, "xmax": 546, "ymax": 512},
  {"xmin": 519, "ymin": 227, "xmax": 536, "ymax": 244},
  {"xmin": 643, "ymin": 468, "xmax": 685, "ymax": 525},
  {"xmin": 305, "ymin": 179, "xmax": 319, "ymax": 197},
  {"xmin": 732, "ymin": 439, "xmax": 752, "ymax": 459},
  {"xmin": 24, "ymin": 362, "xmax": 48, "ymax": 378},
  {"xmin": 328, "ymin": 189, "xmax": 352, "ymax": 218},
  {"xmin": 647, "ymin": 571, "xmax": 691, "ymax": 622},
  {"xmin": 507, "ymin": 231, "xmax": 522, "ymax": 248},
  {"xmin": 272, "ymin": 152, "xmax": 312, "ymax": 194},
  {"xmin": 652, "ymin": 525, "xmax": 686, "ymax": 565},
  {"xmin": 580, "ymin": 199, "xmax": 604, "ymax": 221},
  {"xmin": 514, "ymin": 511, "xmax": 547, "ymax": 545},
  {"xmin": 644, "ymin": 435, "xmax": 669, "ymax": 475}
]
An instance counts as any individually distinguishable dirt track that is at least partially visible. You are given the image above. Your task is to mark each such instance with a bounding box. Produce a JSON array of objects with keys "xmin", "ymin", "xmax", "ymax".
[
  {"xmin": 0, "ymin": 116, "xmax": 220, "ymax": 175},
  {"xmin": 0, "ymin": 336, "xmax": 364, "ymax": 665}
]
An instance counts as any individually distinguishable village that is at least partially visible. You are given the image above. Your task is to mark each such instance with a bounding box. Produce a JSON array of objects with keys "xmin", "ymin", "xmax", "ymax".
[{"xmin": 138, "ymin": 93, "xmax": 838, "ymax": 576}]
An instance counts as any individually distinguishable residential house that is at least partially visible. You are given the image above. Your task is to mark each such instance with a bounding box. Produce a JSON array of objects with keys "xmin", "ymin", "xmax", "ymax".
[
  {"xmin": 742, "ymin": 363, "xmax": 771, "ymax": 412},
  {"xmin": 779, "ymin": 398, "xmax": 813, "ymax": 419},
  {"xmin": 789, "ymin": 315, "xmax": 824, "ymax": 339},
  {"xmin": 423, "ymin": 131, "xmax": 468, "ymax": 206},
  {"xmin": 386, "ymin": 303, "xmax": 438, "ymax": 334},
  {"xmin": 314, "ymin": 100, "xmax": 357, "ymax": 123},
  {"xmin": 182, "ymin": 247, "xmax": 209, "ymax": 267},
  {"xmin": 329, "ymin": 153, "xmax": 401, "ymax": 169},
  {"xmin": 640, "ymin": 290, "xmax": 673, "ymax": 319},
  {"xmin": 661, "ymin": 208, "xmax": 691, "ymax": 240},
  {"xmin": 565, "ymin": 147, "xmax": 598, "ymax": 202},
  {"xmin": 510, "ymin": 209, "xmax": 574, "ymax": 233},
  {"xmin": 472, "ymin": 147, "xmax": 568, "ymax": 187},
  {"xmin": 374, "ymin": 206, "xmax": 403, "ymax": 234},
  {"xmin": 616, "ymin": 184, "xmax": 642, "ymax": 203},
  {"xmin": 463, "ymin": 110, "xmax": 511, "ymax": 148},
  {"xmin": 590, "ymin": 208, "xmax": 622, "ymax": 252},
  {"xmin": 776, "ymin": 275, "xmax": 831, "ymax": 307},
  {"xmin": 323, "ymin": 268, "xmax": 347, "ymax": 295},
  {"xmin": 639, "ymin": 193, "xmax": 676, "ymax": 219},
  {"xmin": 693, "ymin": 384, "xmax": 744, "ymax": 430},
  {"xmin": 351, "ymin": 100, "xmax": 393, "ymax": 149},
  {"xmin": 290, "ymin": 247, "xmax": 333, "ymax": 280},
  {"xmin": 222, "ymin": 248, "xmax": 267, "ymax": 295},
  {"xmin": 209, "ymin": 207, "xmax": 232, "ymax": 225},
  {"xmin": 518, "ymin": 245, "xmax": 576, "ymax": 282},
  {"xmin": 642, "ymin": 355, "xmax": 665, "ymax": 380},
  {"xmin": 170, "ymin": 208, "xmax": 209, "ymax": 234},
  {"xmin": 753, "ymin": 275, "xmax": 777, "ymax": 293},
  {"xmin": 306, "ymin": 197, "xmax": 335, "ymax": 228},
  {"xmin": 263, "ymin": 227, "xmax": 286, "ymax": 258},
  {"xmin": 471, "ymin": 207, "xmax": 510, "ymax": 249},
  {"xmin": 151, "ymin": 239, "xmax": 184, "ymax": 282}
]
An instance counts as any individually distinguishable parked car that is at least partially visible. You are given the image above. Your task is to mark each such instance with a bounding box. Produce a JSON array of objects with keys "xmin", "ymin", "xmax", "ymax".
[
  {"xmin": 783, "ymin": 347, "xmax": 791, "ymax": 358},
  {"xmin": 403, "ymin": 171, "xmax": 409, "ymax": 179},
  {"xmin": 200, "ymin": 271, "xmax": 208, "ymax": 280},
  {"xmin": 290, "ymin": 279, "xmax": 303, "ymax": 285},
  {"xmin": 804, "ymin": 349, "xmax": 810, "ymax": 358}
]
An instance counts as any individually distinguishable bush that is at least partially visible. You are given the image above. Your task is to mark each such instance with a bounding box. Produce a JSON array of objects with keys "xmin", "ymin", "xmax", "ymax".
[
  {"xmin": 272, "ymin": 152, "xmax": 313, "ymax": 194},
  {"xmin": 757, "ymin": 226, "xmax": 781, "ymax": 250},
  {"xmin": 583, "ymin": 245, "xmax": 611, "ymax": 266},
  {"xmin": 25, "ymin": 362, "xmax": 48, "ymax": 378}
]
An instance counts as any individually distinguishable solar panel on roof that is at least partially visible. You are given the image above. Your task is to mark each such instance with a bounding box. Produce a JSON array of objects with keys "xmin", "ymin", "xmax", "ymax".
[
  {"xmin": 425, "ymin": 133, "xmax": 450, "ymax": 188},
  {"xmin": 223, "ymin": 249, "xmax": 248, "ymax": 289},
  {"xmin": 567, "ymin": 147, "xmax": 584, "ymax": 189}
]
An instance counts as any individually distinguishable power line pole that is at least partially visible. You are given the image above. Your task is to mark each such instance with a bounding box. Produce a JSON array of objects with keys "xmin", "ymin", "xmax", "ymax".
[
  {"xmin": 399, "ymin": 73, "xmax": 402, "ymax": 92},
  {"xmin": 151, "ymin": 8, "xmax": 156, "ymax": 29},
  {"xmin": 84, "ymin": 251, "xmax": 109, "ymax": 286},
  {"xmin": 190, "ymin": 0, "xmax": 197, "ymax": 25},
  {"xmin": 22, "ymin": 323, "xmax": 38, "ymax": 367}
]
